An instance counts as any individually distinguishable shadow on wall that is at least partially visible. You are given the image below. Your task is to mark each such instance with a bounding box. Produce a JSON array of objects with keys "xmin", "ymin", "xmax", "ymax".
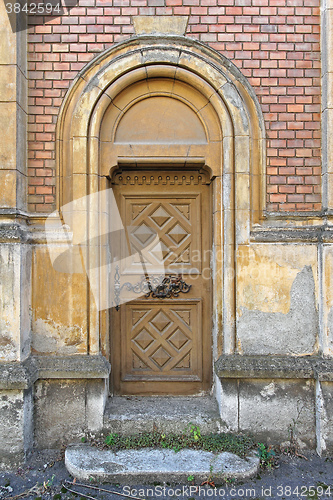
[{"xmin": 237, "ymin": 266, "xmax": 318, "ymax": 355}]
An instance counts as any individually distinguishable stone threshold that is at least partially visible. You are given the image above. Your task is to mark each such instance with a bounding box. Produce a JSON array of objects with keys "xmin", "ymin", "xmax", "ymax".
[
  {"xmin": 104, "ymin": 395, "xmax": 222, "ymax": 435},
  {"xmin": 65, "ymin": 444, "xmax": 259, "ymax": 484}
]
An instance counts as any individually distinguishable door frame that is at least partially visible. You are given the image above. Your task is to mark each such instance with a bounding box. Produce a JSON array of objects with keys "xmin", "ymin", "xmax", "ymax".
[{"xmin": 109, "ymin": 167, "xmax": 213, "ymax": 395}]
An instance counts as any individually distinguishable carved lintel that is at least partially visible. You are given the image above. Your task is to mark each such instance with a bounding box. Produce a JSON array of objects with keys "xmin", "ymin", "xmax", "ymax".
[{"xmin": 111, "ymin": 170, "xmax": 211, "ymax": 186}]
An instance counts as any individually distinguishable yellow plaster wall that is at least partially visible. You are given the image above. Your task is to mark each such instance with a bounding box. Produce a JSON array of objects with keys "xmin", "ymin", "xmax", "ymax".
[
  {"xmin": 31, "ymin": 246, "xmax": 88, "ymax": 355},
  {"xmin": 236, "ymin": 243, "xmax": 319, "ymax": 355},
  {"xmin": 237, "ymin": 243, "xmax": 318, "ymax": 314}
]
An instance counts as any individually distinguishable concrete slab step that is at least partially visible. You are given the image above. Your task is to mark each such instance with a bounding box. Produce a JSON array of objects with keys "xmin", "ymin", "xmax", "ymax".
[
  {"xmin": 65, "ymin": 444, "xmax": 259, "ymax": 484},
  {"xmin": 103, "ymin": 396, "xmax": 222, "ymax": 435}
]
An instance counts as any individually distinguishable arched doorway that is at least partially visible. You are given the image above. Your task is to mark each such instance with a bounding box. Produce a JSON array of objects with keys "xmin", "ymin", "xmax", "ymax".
[{"xmin": 56, "ymin": 36, "xmax": 265, "ymax": 397}]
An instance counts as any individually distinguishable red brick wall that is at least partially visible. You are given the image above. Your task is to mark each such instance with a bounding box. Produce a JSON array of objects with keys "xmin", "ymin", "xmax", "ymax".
[{"xmin": 27, "ymin": 0, "xmax": 321, "ymax": 212}]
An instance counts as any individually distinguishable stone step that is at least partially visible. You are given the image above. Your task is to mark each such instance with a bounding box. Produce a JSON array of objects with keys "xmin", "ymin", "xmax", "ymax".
[
  {"xmin": 65, "ymin": 444, "xmax": 259, "ymax": 484},
  {"xmin": 103, "ymin": 396, "xmax": 223, "ymax": 436}
]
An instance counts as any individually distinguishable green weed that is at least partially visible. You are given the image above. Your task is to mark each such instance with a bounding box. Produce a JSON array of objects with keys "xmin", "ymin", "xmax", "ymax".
[
  {"xmin": 257, "ymin": 442, "xmax": 276, "ymax": 469},
  {"xmin": 103, "ymin": 426, "xmax": 254, "ymax": 458},
  {"xmin": 186, "ymin": 423, "xmax": 201, "ymax": 441}
]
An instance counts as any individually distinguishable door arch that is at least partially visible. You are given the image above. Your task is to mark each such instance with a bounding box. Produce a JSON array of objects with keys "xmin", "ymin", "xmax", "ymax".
[{"xmin": 55, "ymin": 36, "xmax": 266, "ymax": 375}]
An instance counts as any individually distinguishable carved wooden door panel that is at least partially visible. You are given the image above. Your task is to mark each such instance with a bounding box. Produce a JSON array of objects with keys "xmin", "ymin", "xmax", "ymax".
[{"xmin": 111, "ymin": 170, "xmax": 212, "ymax": 395}]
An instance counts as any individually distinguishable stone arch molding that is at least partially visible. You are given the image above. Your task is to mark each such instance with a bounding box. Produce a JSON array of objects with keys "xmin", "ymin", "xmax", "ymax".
[
  {"xmin": 57, "ymin": 36, "xmax": 265, "ymax": 216},
  {"xmin": 55, "ymin": 35, "xmax": 266, "ymax": 355}
]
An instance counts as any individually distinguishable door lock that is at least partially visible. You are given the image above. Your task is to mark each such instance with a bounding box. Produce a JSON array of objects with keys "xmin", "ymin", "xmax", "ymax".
[{"xmin": 114, "ymin": 266, "xmax": 191, "ymax": 310}]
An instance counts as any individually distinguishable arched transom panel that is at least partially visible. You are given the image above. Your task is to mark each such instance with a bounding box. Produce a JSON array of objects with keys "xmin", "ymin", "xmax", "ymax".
[
  {"xmin": 99, "ymin": 76, "xmax": 221, "ymax": 175},
  {"xmin": 55, "ymin": 36, "xmax": 266, "ymax": 357},
  {"xmin": 114, "ymin": 96, "xmax": 207, "ymax": 144}
]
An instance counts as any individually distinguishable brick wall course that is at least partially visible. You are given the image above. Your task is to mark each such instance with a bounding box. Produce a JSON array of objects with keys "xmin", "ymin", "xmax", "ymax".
[{"xmin": 27, "ymin": 1, "xmax": 321, "ymax": 212}]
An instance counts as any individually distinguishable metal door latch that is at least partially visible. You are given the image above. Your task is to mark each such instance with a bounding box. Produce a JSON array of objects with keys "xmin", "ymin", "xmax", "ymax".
[{"xmin": 114, "ymin": 266, "xmax": 191, "ymax": 310}]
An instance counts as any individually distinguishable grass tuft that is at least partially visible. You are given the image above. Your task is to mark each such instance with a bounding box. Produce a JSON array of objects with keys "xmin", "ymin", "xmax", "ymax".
[{"xmin": 103, "ymin": 430, "xmax": 254, "ymax": 458}]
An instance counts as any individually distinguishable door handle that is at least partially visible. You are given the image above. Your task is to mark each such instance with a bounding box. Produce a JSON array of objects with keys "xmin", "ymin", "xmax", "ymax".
[
  {"xmin": 113, "ymin": 267, "xmax": 191, "ymax": 310},
  {"xmin": 146, "ymin": 273, "xmax": 192, "ymax": 299}
]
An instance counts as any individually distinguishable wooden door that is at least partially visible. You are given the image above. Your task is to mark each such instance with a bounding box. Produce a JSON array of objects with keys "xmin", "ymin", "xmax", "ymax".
[{"xmin": 110, "ymin": 169, "xmax": 212, "ymax": 395}]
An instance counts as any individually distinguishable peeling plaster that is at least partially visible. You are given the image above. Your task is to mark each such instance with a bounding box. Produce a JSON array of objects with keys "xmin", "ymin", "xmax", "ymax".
[
  {"xmin": 0, "ymin": 321, "xmax": 17, "ymax": 361},
  {"xmin": 260, "ymin": 382, "xmax": 276, "ymax": 399},
  {"xmin": 326, "ymin": 306, "xmax": 333, "ymax": 353},
  {"xmin": 32, "ymin": 318, "xmax": 85, "ymax": 355},
  {"xmin": 237, "ymin": 266, "xmax": 319, "ymax": 355}
]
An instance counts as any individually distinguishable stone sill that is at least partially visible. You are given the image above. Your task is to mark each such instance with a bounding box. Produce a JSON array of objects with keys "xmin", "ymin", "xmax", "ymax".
[
  {"xmin": 215, "ymin": 355, "xmax": 333, "ymax": 382},
  {"xmin": 0, "ymin": 355, "xmax": 111, "ymax": 390}
]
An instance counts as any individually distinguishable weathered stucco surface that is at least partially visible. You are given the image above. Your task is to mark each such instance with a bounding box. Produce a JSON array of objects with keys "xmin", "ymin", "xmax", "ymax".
[
  {"xmin": 323, "ymin": 246, "xmax": 333, "ymax": 355},
  {"xmin": 239, "ymin": 379, "xmax": 316, "ymax": 447},
  {"xmin": 236, "ymin": 244, "xmax": 318, "ymax": 355},
  {"xmin": 0, "ymin": 389, "xmax": 33, "ymax": 468},
  {"xmin": 34, "ymin": 379, "xmax": 86, "ymax": 448},
  {"xmin": 0, "ymin": 243, "xmax": 31, "ymax": 362},
  {"xmin": 0, "ymin": 246, "xmax": 21, "ymax": 360},
  {"xmin": 31, "ymin": 247, "xmax": 87, "ymax": 355}
]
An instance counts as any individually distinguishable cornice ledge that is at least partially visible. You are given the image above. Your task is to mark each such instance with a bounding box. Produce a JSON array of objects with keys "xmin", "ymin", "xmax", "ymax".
[
  {"xmin": 215, "ymin": 354, "xmax": 333, "ymax": 381},
  {"xmin": 251, "ymin": 223, "xmax": 333, "ymax": 243},
  {"xmin": 0, "ymin": 355, "xmax": 110, "ymax": 390}
]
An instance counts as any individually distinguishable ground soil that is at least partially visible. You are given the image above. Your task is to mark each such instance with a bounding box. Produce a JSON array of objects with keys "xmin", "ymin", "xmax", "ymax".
[{"xmin": 0, "ymin": 449, "xmax": 332, "ymax": 500}]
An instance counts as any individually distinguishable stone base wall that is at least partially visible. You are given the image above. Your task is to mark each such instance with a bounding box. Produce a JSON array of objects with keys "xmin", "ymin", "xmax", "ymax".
[
  {"xmin": 0, "ymin": 388, "xmax": 33, "ymax": 469},
  {"xmin": 217, "ymin": 378, "xmax": 316, "ymax": 448},
  {"xmin": 1, "ymin": 359, "xmax": 333, "ymax": 468},
  {"xmin": 34, "ymin": 378, "xmax": 108, "ymax": 449},
  {"xmin": 320, "ymin": 382, "xmax": 333, "ymax": 452},
  {"xmin": 215, "ymin": 356, "xmax": 333, "ymax": 454},
  {"xmin": 0, "ymin": 356, "xmax": 109, "ymax": 468}
]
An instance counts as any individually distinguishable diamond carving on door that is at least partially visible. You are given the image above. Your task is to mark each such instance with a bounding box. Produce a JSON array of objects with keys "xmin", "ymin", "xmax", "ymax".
[
  {"xmin": 111, "ymin": 170, "xmax": 212, "ymax": 395},
  {"xmin": 125, "ymin": 303, "xmax": 201, "ymax": 378},
  {"xmin": 127, "ymin": 199, "xmax": 196, "ymax": 271}
]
